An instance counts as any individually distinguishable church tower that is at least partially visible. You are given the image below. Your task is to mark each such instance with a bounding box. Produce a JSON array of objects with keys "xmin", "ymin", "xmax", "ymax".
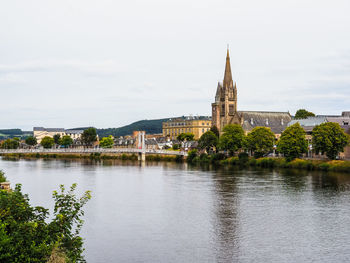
[{"xmin": 211, "ymin": 48, "xmax": 241, "ymax": 132}]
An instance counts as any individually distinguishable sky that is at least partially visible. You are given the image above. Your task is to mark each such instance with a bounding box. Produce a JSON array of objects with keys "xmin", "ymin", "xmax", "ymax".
[{"xmin": 0, "ymin": 0, "xmax": 349, "ymax": 130}]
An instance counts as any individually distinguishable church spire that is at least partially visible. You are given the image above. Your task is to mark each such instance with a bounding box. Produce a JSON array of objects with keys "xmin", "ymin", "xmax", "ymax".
[{"xmin": 223, "ymin": 46, "xmax": 233, "ymax": 88}]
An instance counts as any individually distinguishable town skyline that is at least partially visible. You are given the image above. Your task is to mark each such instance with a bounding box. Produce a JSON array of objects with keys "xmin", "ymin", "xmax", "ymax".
[{"xmin": 1, "ymin": 0, "xmax": 349, "ymax": 130}]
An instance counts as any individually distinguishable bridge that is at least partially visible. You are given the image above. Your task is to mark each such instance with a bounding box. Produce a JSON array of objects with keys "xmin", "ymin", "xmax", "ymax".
[
  {"xmin": 0, "ymin": 148, "xmax": 186, "ymax": 156},
  {"xmin": 0, "ymin": 132, "xmax": 187, "ymax": 161}
]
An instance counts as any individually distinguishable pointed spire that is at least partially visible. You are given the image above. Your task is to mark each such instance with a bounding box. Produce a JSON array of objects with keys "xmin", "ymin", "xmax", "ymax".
[{"xmin": 223, "ymin": 46, "xmax": 233, "ymax": 89}]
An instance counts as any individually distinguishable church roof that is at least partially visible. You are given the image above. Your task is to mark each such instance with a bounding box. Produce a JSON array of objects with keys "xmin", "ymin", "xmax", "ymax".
[{"xmin": 240, "ymin": 111, "xmax": 292, "ymax": 134}]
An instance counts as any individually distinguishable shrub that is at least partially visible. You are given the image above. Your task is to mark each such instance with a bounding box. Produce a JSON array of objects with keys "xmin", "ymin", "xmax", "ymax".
[
  {"xmin": 199, "ymin": 153, "xmax": 211, "ymax": 163},
  {"xmin": 0, "ymin": 170, "xmax": 6, "ymax": 183},
  {"xmin": 172, "ymin": 144, "xmax": 180, "ymax": 150},
  {"xmin": 238, "ymin": 152, "xmax": 249, "ymax": 165},
  {"xmin": 187, "ymin": 150, "xmax": 198, "ymax": 164},
  {"xmin": 211, "ymin": 153, "xmax": 226, "ymax": 163},
  {"xmin": 0, "ymin": 182, "xmax": 91, "ymax": 262}
]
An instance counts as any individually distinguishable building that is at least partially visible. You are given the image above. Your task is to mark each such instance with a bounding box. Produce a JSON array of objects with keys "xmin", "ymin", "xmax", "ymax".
[
  {"xmin": 33, "ymin": 127, "xmax": 84, "ymax": 143},
  {"xmin": 211, "ymin": 49, "xmax": 291, "ymax": 136},
  {"xmin": 289, "ymin": 112, "xmax": 350, "ymax": 159},
  {"xmin": 162, "ymin": 116, "xmax": 212, "ymax": 140}
]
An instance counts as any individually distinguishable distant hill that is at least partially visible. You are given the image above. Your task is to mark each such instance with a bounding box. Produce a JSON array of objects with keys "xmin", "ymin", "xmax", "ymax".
[
  {"xmin": 96, "ymin": 118, "xmax": 171, "ymax": 138},
  {"xmin": 0, "ymin": 129, "xmax": 33, "ymax": 139}
]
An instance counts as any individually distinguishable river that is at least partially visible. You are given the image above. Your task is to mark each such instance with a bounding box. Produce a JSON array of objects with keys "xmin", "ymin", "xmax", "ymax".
[{"xmin": 1, "ymin": 158, "xmax": 350, "ymax": 262}]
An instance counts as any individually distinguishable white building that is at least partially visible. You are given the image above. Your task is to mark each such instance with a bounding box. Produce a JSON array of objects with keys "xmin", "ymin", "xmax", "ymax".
[{"xmin": 33, "ymin": 127, "xmax": 84, "ymax": 143}]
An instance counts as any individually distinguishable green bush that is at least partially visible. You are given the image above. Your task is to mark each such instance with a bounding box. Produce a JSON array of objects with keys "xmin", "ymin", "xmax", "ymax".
[
  {"xmin": 199, "ymin": 153, "xmax": 211, "ymax": 163},
  {"xmin": 187, "ymin": 150, "xmax": 198, "ymax": 164},
  {"xmin": 0, "ymin": 170, "xmax": 6, "ymax": 183},
  {"xmin": 238, "ymin": 152, "xmax": 249, "ymax": 165},
  {"xmin": 172, "ymin": 144, "xmax": 180, "ymax": 150},
  {"xmin": 0, "ymin": 182, "xmax": 90, "ymax": 262}
]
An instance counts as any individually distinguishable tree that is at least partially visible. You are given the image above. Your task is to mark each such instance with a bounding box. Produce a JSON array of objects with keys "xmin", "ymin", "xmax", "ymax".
[
  {"xmin": 1, "ymin": 138, "xmax": 20, "ymax": 149},
  {"xmin": 41, "ymin": 136, "xmax": 55, "ymax": 149},
  {"xmin": 218, "ymin": 124, "xmax": 245, "ymax": 156},
  {"xmin": 0, "ymin": 181, "xmax": 91, "ymax": 262},
  {"xmin": 294, "ymin": 109, "xmax": 315, "ymax": 119},
  {"xmin": 277, "ymin": 123, "xmax": 308, "ymax": 161},
  {"xmin": 245, "ymin": 127, "xmax": 275, "ymax": 158},
  {"xmin": 25, "ymin": 136, "xmax": 37, "ymax": 146},
  {"xmin": 99, "ymin": 136, "xmax": 114, "ymax": 148},
  {"xmin": 81, "ymin": 128, "xmax": 97, "ymax": 146},
  {"xmin": 172, "ymin": 144, "xmax": 180, "ymax": 150},
  {"xmin": 210, "ymin": 125, "xmax": 220, "ymax": 138},
  {"xmin": 53, "ymin": 134, "xmax": 61, "ymax": 144},
  {"xmin": 0, "ymin": 170, "xmax": 6, "ymax": 183},
  {"xmin": 177, "ymin": 133, "xmax": 195, "ymax": 141},
  {"xmin": 198, "ymin": 131, "xmax": 218, "ymax": 153},
  {"xmin": 59, "ymin": 135, "xmax": 73, "ymax": 148},
  {"xmin": 312, "ymin": 122, "xmax": 349, "ymax": 160}
]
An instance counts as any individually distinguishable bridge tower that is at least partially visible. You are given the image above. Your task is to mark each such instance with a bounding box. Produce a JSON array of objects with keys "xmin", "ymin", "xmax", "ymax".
[{"xmin": 137, "ymin": 131, "xmax": 146, "ymax": 162}]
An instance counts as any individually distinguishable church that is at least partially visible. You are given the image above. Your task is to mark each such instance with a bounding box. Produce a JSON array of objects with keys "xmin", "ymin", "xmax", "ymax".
[{"xmin": 211, "ymin": 49, "xmax": 292, "ymax": 136}]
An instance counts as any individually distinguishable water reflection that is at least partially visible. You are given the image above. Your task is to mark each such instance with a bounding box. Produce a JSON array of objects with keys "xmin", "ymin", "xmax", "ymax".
[
  {"xmin": 211, "ymin": 168, "xmax": 240, "ymax": 262},
  {"xmin": 2, "ymin": 157, "xmax": 350, "ymax": 262}
]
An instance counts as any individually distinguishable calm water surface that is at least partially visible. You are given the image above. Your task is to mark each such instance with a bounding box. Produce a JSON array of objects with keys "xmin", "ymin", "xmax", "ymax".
[{"xmin": 1, "ymin": 158, "xmax": 350, "ymax": 263}]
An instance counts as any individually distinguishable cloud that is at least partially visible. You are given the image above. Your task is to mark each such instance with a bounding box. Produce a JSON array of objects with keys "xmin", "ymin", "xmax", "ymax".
[{"xmin": 0, "ymin": 59, "xmax": 135, "ymax": 76}]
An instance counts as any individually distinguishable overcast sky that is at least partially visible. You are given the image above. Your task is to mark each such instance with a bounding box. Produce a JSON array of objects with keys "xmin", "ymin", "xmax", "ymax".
[{"xmin": 1, "ymin": 0, "xmax": 349, "ymax": 130}]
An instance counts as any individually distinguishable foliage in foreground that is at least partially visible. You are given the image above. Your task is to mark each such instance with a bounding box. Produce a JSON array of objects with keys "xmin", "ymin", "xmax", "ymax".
[
  {"xmin": 0, "ymin": 170, "xmax": 6, "ymax": 183},
  {"xmin": 0, "ymin": 182, "xmax": 91, "ymax": 262}
]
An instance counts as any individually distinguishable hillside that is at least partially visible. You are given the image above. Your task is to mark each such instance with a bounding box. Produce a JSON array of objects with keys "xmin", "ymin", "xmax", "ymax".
[
  {"xmin": 0, "ymin": 129, "xmax": 33, "ymax": 139},
  {"xmin": 96, "ymin": 118, "xmax": 171, "ymax": 137}
]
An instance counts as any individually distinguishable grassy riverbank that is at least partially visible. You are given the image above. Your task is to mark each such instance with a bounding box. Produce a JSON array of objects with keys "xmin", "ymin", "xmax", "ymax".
[
  {"xmin": 188, "ymin": 151, "xmax": 350, "ymax": 173},
  {"xmin": 2, "ymin": 152, "xmax": 350, "ymax": 173},
  {"xmin": 0, "ymin": 152, "xmax": 182, "ymax": 162}
]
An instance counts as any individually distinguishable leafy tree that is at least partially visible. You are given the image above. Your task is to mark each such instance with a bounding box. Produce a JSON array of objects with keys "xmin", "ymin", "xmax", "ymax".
[
  {"xmin": 198, "ymin": 131, "xmax": 218, "ymax": 153},
  {"xmin": 0, "ymin": 170, "xmax": 6, "ymax": 183},
  {"xmin": 59, "ymin": 135, "xmax": 73, "ymax": 148},
  {"xmin": 210, "ymin": 125, "xmax": 220, "ymax": 138},
  {"xmin": 1, "ymin": 138, "xmax": 20, "ymax": 149},
  {"xmin": 295, "ymin": 109, "xmax": 315, "ymax": 119},
  {"xmin": 25, "ymin": 136, "xmax": 37, "ymax": 146},
  {"xmin": 99, "ymin": 136, "xmax": 114, "ymax": 148},
  {"xmin": 245, "ymin": 127, "xmax": 275, "ymax": 158},
  {"xmin": 277, "ymin": 123, "xmax": 308, "ymax": 161},
  {"xmin": 312, "ymin": 122, "xmax": 349, "ymax": 160},
  {"xmin": 218, "ymin": 124, "xmax": 245, "ymax": 156},
  {"xmin": 81, "ymin": 128, "xmax": 97, "ymax": 146},
  {"xmin": 53, "ymin": 134, "xmax": 61, "ymax": 144},
  {"xmin": 41, "ymin": 136, "xmax": 55, "ymax": 149},
  {"xmin": 172, "ymin": 144, "xmax": 180, "ymax": 150},
  {"xmin": 177, "ymin": 133, "xmax": 195, "ymax": 141},
  {"xmin": 0, "ymin": 181, "xmax": 91, "ymax": 262}
]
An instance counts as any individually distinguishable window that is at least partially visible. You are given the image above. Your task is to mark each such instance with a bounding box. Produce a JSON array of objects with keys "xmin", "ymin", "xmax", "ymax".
[
  {"xmin": 344, "ymin": 122, "xmax": 349, "ymax": 125},
  {"xmin": 202, "ymin": 128, "xmax": 205, "ymax": 133},
  {"xmin": 229, "ymin": 104, "xmax": 234, "ymax": 114}
]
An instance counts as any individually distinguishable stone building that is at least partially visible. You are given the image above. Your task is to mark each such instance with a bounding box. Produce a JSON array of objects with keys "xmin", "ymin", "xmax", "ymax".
[
  {"xmin": 33, "ymin": 127, "xmax": 84, "ymax": 143},
  {"xmin": 212, "ymin": 49, "xmax": 291, "ymax": 136},
  {"xmin": 162, "ymin": 116, "xmax": 212, "ymax": 140}
]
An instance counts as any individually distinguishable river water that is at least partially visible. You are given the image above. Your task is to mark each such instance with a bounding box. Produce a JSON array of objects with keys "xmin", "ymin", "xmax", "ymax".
[{"xmin": 1, "ymin": 158, "xmax": 350, "ymax": 263}]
